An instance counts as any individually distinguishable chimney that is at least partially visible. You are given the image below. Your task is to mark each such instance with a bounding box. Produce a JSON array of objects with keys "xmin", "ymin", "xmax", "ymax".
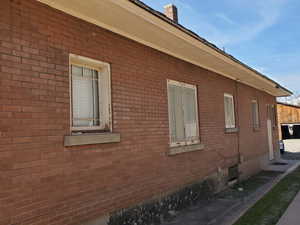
[{"xmin": 164, "ymin": 4, "xmax": 178, "ymax": 23}]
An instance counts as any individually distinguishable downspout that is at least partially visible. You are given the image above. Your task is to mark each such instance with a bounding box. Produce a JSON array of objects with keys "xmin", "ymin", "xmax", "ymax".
[{"xmin": 235, "ymin": 80, "xmax": 241, "ymax": 164}]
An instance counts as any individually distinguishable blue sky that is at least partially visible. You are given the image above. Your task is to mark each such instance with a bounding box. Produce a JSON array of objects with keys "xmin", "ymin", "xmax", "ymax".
[{"xmin": 142, "ymin": 0, "xmax": 300, "ymax": 94}]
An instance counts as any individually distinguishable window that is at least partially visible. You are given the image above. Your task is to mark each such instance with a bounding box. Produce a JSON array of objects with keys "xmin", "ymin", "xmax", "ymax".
[
  {"xmin": 251, "ymin": 100, "xmax": 260, "ymax": 128},
  {"xmin": 167, "ymin": 80, "xmax": 200, "ymax": 147},
  {"xmin": 70, "ymin": 54, "xmax": 111, "ymax": 132},
  {"xmin": 224, "ymin": 93, "xmax": 236, "ymax": 129}
]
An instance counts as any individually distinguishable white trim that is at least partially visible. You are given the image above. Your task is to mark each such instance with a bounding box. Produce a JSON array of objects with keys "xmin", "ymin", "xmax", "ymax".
[
  {"xmin": 167, "ymin": 79, "xmax": 196, "ymax": 90},
  {"xmin": 167, "ymin": 79, "xmax": 200, "ymax": 147},
  {"xmin": 64, "ymin": 133, "xmax": 120, "ymax": 146},
  {"xmin": 224, "ymin": 93, "xmax": 234, "ymax": 98},
  {"xmin": 169, "ymin": 143, "xmax": 204, "ymax": 156},
  {"xmin": 70, "ymin": 54, "xmax": 110, "ymax": 69},
  {"xmin": 69, "ymin": 54, "xmax": 112, "ymax": 132},
  {"xmin": 224, "ymin": 93, "xmax": 236, "ymax": 129}
]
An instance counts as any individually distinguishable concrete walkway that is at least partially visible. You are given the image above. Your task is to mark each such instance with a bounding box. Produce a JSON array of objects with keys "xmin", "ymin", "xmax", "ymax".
[
  {"xmin": 276, "ymin": 139, "xmax": 300, "ymax": 225},
  {"xmin": 161, "ymin": 171, "xmax": 283, "ymax": 225},
  {"xmin": 276, "ymin": 191, "xmax": 300, "ymax": 225}
]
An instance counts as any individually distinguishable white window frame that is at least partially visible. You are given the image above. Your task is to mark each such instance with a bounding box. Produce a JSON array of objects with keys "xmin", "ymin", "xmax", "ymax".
[
  {"xmin": 251, "ymin": 99, "xmax": 260, "ymax": 128},
  {"xmin": 167, "ymin": 79, "xmax": 200, "ymax": 147},
  {"xmin": 69, "ymin": 54, "xmax": 112, "ymax": 132},
  {"xmin": 224, "ymin": 93, "xmax": 236, "ymax": 129}
]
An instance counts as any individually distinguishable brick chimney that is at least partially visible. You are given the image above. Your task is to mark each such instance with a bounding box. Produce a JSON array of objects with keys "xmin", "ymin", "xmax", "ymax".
[{"xmin": 164, "ymin": 4, "xmax": 178, "ymax": 23}]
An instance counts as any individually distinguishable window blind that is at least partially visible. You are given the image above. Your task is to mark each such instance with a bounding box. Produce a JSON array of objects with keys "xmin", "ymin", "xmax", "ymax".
[{"xmin": 72, "ymin": 65, "xmax": 100, "ymax": 128}]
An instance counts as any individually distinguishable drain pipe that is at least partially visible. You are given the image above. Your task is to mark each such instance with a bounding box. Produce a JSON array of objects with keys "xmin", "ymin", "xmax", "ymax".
[{"xmin": 235, "ymin": 80, "xmax": 242, "ymax": 164}]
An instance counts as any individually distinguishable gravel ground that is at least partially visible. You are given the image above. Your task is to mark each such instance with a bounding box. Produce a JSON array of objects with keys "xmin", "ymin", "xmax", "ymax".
[{"xmin": 161, "ymin": 171, "xmax": 282, "ymax": 225}]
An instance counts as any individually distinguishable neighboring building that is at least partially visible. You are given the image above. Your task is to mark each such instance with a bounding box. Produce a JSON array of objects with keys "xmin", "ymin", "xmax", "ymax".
[
  {"xmin": 0, "ymin": 0, "xmax": 292, "ymax": 224},
  {"xmin": 277, "ymin": 102, "xmax": 300, "ymax": 140}
]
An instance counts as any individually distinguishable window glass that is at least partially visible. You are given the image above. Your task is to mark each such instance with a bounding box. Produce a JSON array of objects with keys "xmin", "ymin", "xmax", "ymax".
[
  {"xmin": 252, "ymin": 100, "xmax": 260, "ymax": 128},
  {"xmin": 70, "ymin": 54, "xmax": 111, "ymax": 132},
  {"xmin": 168, "ymin": 80, "xmax": 200, "ymax": 146},
  {"xmin": 72, "ymin": 65, "xmax": 100, "ymax": 128},
  {"xmin": 224, "ymin": 94, "xmax": 236, "ymax": 128}
]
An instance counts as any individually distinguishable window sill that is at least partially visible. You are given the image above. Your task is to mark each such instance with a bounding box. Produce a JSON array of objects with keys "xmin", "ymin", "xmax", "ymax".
[
  {"xmin": 225, "ymin": 128, "xmax": 239, "ymax": 133},
  {"xmin": 253, "ymin": 127, "xmax": 261, "ymax": 132},
  {"xmin": 64, "ymin": 133, "xmax": 120, "ymax": 147},
  {"xmin": 169, "ymin": 143, "xmax": 205, "ymax": 156}
]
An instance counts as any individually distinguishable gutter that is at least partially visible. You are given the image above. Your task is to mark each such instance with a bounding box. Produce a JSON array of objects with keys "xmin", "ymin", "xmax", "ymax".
[{"xmin": 128, "ymin": 0, "xmax": 293, "ymax": 96}]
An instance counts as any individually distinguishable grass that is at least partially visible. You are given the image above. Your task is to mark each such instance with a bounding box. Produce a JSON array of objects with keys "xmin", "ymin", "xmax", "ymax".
[{"xmin": 233, "ymin": 167, "xmax": 300, "ymax": 225}]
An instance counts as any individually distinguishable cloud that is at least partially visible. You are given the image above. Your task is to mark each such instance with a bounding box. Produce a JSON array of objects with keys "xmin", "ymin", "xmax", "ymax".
[
  {"xmin": 173, "ymin": 0, "xmax": 288, "ymax": 47},
  {"xmin": 226, "ymin": 0, "xmax": 286, "ymax": 45},
  {"xmin": 270, "ymin": 73, "xmax": 300, "ymax": 93},
  {"xmin": 215, "ymin": 13, "xmax": 236, "ymax": 25}
]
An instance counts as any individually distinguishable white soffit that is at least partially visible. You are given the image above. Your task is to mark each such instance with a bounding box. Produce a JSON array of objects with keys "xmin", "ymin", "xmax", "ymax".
[{"xmin": 37, "ymin": 0, "xmax": 292, "ymax": 97}]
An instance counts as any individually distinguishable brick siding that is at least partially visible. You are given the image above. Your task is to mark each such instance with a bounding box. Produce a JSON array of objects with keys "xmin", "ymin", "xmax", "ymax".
[{"xmin": 0, "ymin": 0, "xmax": 278, "ymax": 224}]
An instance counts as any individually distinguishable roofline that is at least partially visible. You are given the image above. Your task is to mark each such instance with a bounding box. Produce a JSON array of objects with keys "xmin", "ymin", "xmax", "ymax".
[
  {"xmin": 128, "ymin": 0, "xmax": 293, "ymax": 96},
  {"xmin": 277, "ymin": 102, "xmax": 300, "ymax": 109}
]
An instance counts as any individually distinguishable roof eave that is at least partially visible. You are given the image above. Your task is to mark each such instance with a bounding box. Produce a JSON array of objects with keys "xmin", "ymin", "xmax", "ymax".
[
  {"xmin": 128, "ymin": 0, "xmax": 293, "ymax": 97},
  {"xmin": 37, "ymin": 0, "xmax": 292, "ymax": 97}
]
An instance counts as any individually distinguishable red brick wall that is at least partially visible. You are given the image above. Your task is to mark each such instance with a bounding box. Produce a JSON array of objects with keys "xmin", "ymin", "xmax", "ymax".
[{"xmin": 0, "ymin": 1, "xmax": 278, "ymax": 224}]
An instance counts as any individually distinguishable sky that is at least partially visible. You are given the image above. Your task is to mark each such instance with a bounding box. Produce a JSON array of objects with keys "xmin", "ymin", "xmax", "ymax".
[{"xmin": 142, "ymin": 0, "xmax": 300, "ymax": 95}]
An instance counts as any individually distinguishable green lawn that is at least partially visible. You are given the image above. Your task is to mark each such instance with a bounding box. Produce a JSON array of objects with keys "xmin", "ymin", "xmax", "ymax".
[{"xmin": 233, "ymin": 167, "xmax": 300, "ymax": 225}]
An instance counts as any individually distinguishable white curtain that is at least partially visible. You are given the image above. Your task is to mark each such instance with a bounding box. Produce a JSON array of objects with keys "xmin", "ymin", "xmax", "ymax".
[
  {"xmin": 252, "ymin": 101, "xmax": 259, "ymax": 128},
  {"xmin": 169, "ymin": 85, "xmax": 185, "ymax": 143},
  {"xmin": 182, "ymin": 87, "xmax": 198, "ymax": 141},
  {"xmin": 168, "ymin": 83, "xmax": 198, "ymax": 144},
  {"xmin": 224, "ymin": 95, "xmax": 235, "ymax": 128}
]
